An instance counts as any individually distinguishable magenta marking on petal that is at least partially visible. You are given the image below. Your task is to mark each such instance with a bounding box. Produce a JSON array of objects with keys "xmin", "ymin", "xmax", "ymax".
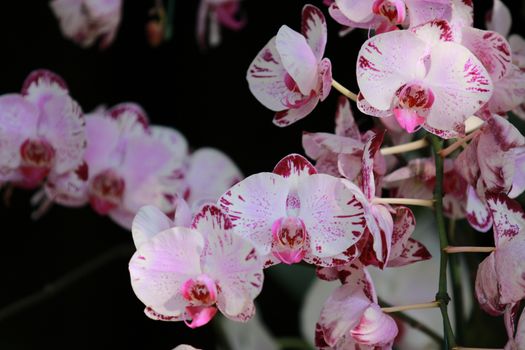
[
  {"xmin": 145, "ymin": 307, "xmax": 179, "ymax": 321},
  {"xmin": 358, "ymin": 56, "xmax": 380, "ymax": 72},
  {"xmin": 184, "ymin": 306, "xmax": 217, "ymax": 328},
  {"xmin": 273, "ymin": 154, "xmax": 317, "ymax": 178},
  {"xmin": 21, "ymin": 69, "xmax": 68, "ymax": 95}
]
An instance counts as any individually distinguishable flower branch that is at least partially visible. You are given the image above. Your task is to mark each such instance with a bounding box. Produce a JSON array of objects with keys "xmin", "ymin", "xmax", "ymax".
[{"xmin": 331, "ymin": 79, "xmax": 357, "ymax": 102}]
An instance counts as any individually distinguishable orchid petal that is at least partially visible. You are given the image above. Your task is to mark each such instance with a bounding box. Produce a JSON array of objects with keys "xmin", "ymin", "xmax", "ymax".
[
  {"xmin": 486, "ymin": 193, "xmax": 525, "ymax": 246},
  {"xmin": 486, "ymin": 0, "xmax": 512, "ymax": 38},
  {"xmin": 301, "ymin": 5, "xmax": 327, "ymax": 61},
  {"xmin": 276, "ymin": 25, "xmax": 318, "ymax": 95},
  {"xmin": 219, "ymin": 173, "xmax": 289, "ymax": 256},
  {"xmin": 466, "ymin": 186, "xmax": 492, "ymax": 232},
  {"xmin": 132, "ymin": 205, "xmax": 173, "ymax": 249},
  {"xmin": 350, "ymin": 303, "xmax": 398, "ymax": 346},
  {"xmin": 356, "ymin": 30, "xmax": 427, "ymax": 110}
]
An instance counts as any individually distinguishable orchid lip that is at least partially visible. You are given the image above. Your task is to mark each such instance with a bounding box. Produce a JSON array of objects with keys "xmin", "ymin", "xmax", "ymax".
[
  {"xmin": 181, "ymin": 275, "xmax": 218, "ymax": 306},
  {"xmin": 271, "ymin": 217, "xmax": 308, "ymax": 264},
  {"xmin": 89, "ymin": 169, "xmax": 125, "ymax": 214}
]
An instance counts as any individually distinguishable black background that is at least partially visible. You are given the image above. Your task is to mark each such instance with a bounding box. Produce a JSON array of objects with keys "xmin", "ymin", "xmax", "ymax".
[{"xmin": 0, "ymin": 0, "xmax": 523, "ymax": 349}]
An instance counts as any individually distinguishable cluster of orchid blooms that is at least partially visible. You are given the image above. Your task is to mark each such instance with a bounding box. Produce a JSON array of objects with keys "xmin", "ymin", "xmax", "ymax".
[{"xmin": 7, "ymin": 0, "xmax": 525, "ymax": 349}]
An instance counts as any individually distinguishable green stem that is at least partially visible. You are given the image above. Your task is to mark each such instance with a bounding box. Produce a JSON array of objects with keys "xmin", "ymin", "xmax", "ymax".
[
  {"xmin": 448, "ymin": 219, "xmax": 465, "ymax": 343},
  {"xmin": 0, "ymin": 243, "xmax": 134, "ymax": 322},
  {"xmin": 429, "ymin": 135, "xmax": 457, "ymax": 349},
  {"xmin": 379, "ymin": 299, "xmax": 443, "ymax": 345},
  {"xmin": 164, "ymin": 0, "xmax": 175, "ymax": 40}
]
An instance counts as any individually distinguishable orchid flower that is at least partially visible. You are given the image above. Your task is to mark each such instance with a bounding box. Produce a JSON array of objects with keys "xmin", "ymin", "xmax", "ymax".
[
  {"xmin": 218, "ymin": 154, "xmax": 368, "ymax": 267},
  {"xmin": 0, "ymin": 70, "xmax": 85, "ymax": 190},
  {"xmin": 475, "ymin": 193, "xmax": 525, "ymax": 315},
  {"xmin": 384, "ymin": 158, "xmax": 468, "ymax": 220},
  {"xmin": 328, "ymin": 0, "xmax": 472, "ymax": 35},
  {"xmin": 44, "ymin": 103, "xmax": 188, "ymax": 229},
  {"xmin": 197, "ymin": 0, "xmax": 246, "ymax": 48},
  {"xmin": 247, "ymin": 5, "xmax": 332, "ymax": 127},
  {"xmin": 129, "ymin": 204, "xmax": 264, "ymax": 328},
  {"xmin": 454, "ymin": 114, "xmax": 525, "ymax": 232},
  {"xmin": 50, "ymin": 0, "xmax": 122, "ymax": 49},
  {"xmin": 302, "ymin": 96, "xmax": 387, "ymax": 180},
  {"xmin": 356, "ymin": 20, "xmax": 493, "ymax": 137},
  {"xmin": 315, "ymin": 263, "xmax": 398, "ymax": 349}
]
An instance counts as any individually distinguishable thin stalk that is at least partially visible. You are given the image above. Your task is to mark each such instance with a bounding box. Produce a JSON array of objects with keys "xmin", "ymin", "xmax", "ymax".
[
  {"xmin": 331, "ymin": 79, "xmax": 357, "ymax": 101},
  {"xmin": 444, "ymin": 246, "xmax": 495, "ymax": 254},
  {"xmin": 164, "ymin": 0, "xmax": 176, "ymax": 40},
  {"xmin": 380, "ymin": 138, "xmax": 429, "ymax": 155},
  {"xmin": 379, "ymin": 299, "xmax": 443, "ymax": 345},
  {"xmin": 381, "ymin": 301, "xmax": 439, "ymax": 313},
  {"xmin": 439, "ymin": 130, "xmax": 480, "ymax": 158},
  {"xmin": 372, "ymin": 197, "xmax": 434, "ymax": 208},
  {"xmin": 0, "ymin": 243, "xmax": 134, "ymax": 322},
  {"xmin": 447, "ymin": 219, "xmax": 465, "ymax": 344},
  {"xmin": 430, "ymin": 134, "xmax": 457, "ymax": 349}
]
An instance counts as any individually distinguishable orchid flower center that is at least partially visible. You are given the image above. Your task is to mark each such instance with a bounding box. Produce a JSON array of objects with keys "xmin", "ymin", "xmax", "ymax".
[
  {"xmin": 372, "ymin": 0, "xmax": 405, "ymax": 24},
  {"xmin": 271, "ymin": 217, "xmax": 308, "ymax": 264},
  {"xmin": 181, "ymin": 275, "xmax": 218, "ymax": 306},
  {"xmin": 19, "ymin": 138, "xmax": 55, "ymax": 186},
  {"xmin": 89, "ymin": 169, "xmax": 125, "ymax": 214},
  {"xmin": 393, "ymin": 83, "xmax": 434, "ymax": 133}
]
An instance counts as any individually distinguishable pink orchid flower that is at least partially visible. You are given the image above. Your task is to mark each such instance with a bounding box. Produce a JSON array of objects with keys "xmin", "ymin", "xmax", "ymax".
[
  {"xmin": 44, "ymin": 103, "xmax": 188, "ymax": 229},
  {"xmin": 0, "ymin": 70, "xmax": 85, "ymax": 190},
  {"xmin": 475, "ymin": 193, "xmax": 525, "ymax": 315},
  {"xmin": 302, "ymin": 96, "xmax": 387, "ymax": 180},
  {"xmin": 454, "ymin": 114, "xmax": 525, "ymax": 232},
  {"xmin": 329, "ymin": 0, "xmax": 471, "ymax": 35},
  {"xmin": 218, "ymin": 154, "xmax": 368, "ymax": 267},
  {"xmin": 315, "ymin": 263, "xmax": 398, "ymax": 349},
  {"xmin": 197, "ymin": 0, "xmax": 246, "ymax": 48},
  {"xmin": 486, "ymin": 0, "xmax": 512, "ymax": 39},
  {"xmin": 247, "ymin": 5, "xmax": 332, "ymax": 127},
  {"xmin": 50, "ymin": 0, "xmax": 122, "ymax": 49},
  {"xmin": 356, "ymin": 20, "xmax": 493, "ymax": 138},
  {"xmin": 384, "ymin": 158, "xmax": 468, "ymax": 219},
  {"xmin": 129, "ymin": 204, "xmax": 263, "ymax": 328},
  {"xmin": 185, "ymin": 148, "xmax": 243, "ymax": 208}
]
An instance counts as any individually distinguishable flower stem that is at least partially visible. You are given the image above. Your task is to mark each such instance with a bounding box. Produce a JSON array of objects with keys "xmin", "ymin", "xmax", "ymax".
[
  {"xmin": 453, "ymin": 348, "xmax": 503, "ymax": 350},
  {"xmin": 430, "ymin": 134, "xmax": 457, "ymax": 349},
  {"xmin": 331, "ymin": 79, "xmax": 357, "ymax": 102},
  {"xmin": 372, "ymin": 197, "xmax": 434, "ymax": 208},
  {"xmin": 380, "ymin": 138, "xmax": 429, "ymax": 155},
  {"xmin": 0, "ymin": 243, "xmax": 134, "ymax": 323},
  {"xmin": 381, "ymin": 301, "xmax": 440, "ymax": 313},
  {"xmin": 379, "ymin": 299, "xmax": 443, "ymax": 345},
  {"xmin": 447, "ymin": 219, "xmax": 465, "ymax": 344},
  {"xmin": 444, "ymin": 246, "xmax": 495, "ymax": 253},
  {"xmin": 276, "ymin": 337, "xmax": 314, "ymax": 350}
]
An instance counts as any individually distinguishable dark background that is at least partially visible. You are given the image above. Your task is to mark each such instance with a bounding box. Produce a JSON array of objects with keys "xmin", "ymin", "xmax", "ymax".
[{"xmin": 0, "ymin": 0, "xmax": 523, "ymax": 349}]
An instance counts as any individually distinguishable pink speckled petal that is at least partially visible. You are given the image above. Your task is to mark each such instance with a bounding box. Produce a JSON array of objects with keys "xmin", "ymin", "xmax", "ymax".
[
  {"xmin": 194, "ymin": 205, "xmax": 263, "ymax": 321},
  {"xmin": 301, "ymin": 5, "xmax": 327, "ymax": 61},
  {"xmin": 486, "ymin": 193, "xmax": 525, "ymax": 246},
  {"xmin": 129, "ymin": 227, "xmax": 204, "ymax": 318},
  {"xmin": 335, "ymin": 96, "xmax": 360, "ymax": 139},
  {"xmin": 219, "ymin": 172, "xmax": 289, "ymax": 256},
  {"xmin": 405, "ymin": 0, "xmax": 452, "ymax": 28},
  {"xmin": 298, "ymin": 175, "xmax": 367, "ymax": 259},
  {"xmin": 356, "ymin": 30, "xmax": 427, "ymax": 111},
  {"xmin": 475, "ymin": 253, "xmax": 505, "ymax": 316},
  {"xmin": 424, "ymin": 42, "xmax": 493, "ymax": 139},
  {"xmin": 272, "ymin": 95, "xmax": 320, "ymax": 127}
]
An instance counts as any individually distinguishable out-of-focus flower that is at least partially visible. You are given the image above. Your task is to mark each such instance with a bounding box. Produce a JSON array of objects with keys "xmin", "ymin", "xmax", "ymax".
[
  {"xmin": 50, "ymin": 0, "xmax": 122, "ymax": 49},
  {"xmin": 220, "ymin": 312, "xmax": 279, "ymax": 350},
  {"xmin": 173, "ymin": 346, "xmax": 201, "ymax": 350},
  {"xmin": 315, "ymin": 263, "xmax": 398, "ymax": 349},
  {"xmin": 504, "ymin": 305, "xmax": 525, "ymax": 350},
  {"xmin": 475, "ymin": 194, "xmax": 525, "ymax": 312},
  {"xmin": 44, "ymin": 103, "xmax": 188, "ymax": 229},
  {"xmin": 384, "ymin": 158, "xmax": 468, "ymax": 219},
  {"xmin": 247, "ymin": 5, "xmax": 332, "ymax": 127},
  {"xmin": 129, "ymin": 204, "xmax": 264, "ymax": 328},
  {"xmin": 356, "ymin": 20, "xmax": 493, "ymax": 137},
  {"xmin": 197, "ymin": 0, "xmax": 246, "ymax": 48},
  {"xmin": 219, "ymin": 154, "xmax": 368, "ymax": 267},
  {"xmin": 454, "ymin": 115, "xmax": 525, "ymax": 231},
  {"xmin": 302, "ymin": 96, "xmax": 387, "ymax": 181},
  {"xmin": 0, "ymin": 70, "xmax": 84, "ymax": 190}
]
